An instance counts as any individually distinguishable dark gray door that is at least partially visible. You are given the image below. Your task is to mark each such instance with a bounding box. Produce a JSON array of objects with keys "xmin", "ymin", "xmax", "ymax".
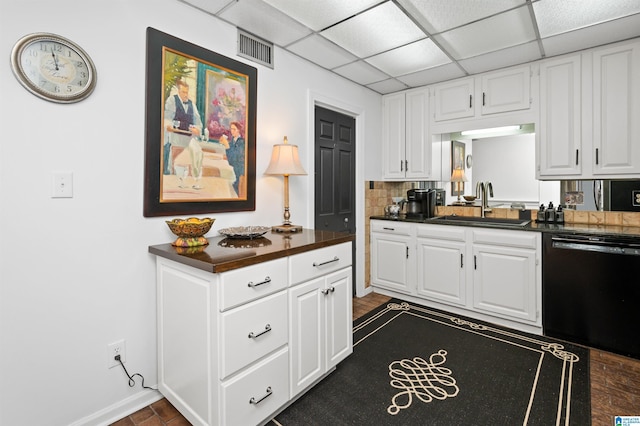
[
  {"xmin": 314, "ymin": 106, "xmax": 356, "ymax": 234},
  {"xmin": 314, "ymin": 106, "xmax": 356, "ymax": 295}
]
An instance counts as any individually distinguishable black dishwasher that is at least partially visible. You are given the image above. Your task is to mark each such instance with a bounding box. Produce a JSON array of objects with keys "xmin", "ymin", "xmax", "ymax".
[{"xmin": 543, "ymin": 233, "xmax": 640, "ymax": 360}]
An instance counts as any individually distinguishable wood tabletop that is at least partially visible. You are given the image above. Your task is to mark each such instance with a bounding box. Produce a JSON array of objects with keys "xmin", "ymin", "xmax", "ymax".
[{"xmin": 149, "ymin": 229, "xmax": 354, "ymax": 273}]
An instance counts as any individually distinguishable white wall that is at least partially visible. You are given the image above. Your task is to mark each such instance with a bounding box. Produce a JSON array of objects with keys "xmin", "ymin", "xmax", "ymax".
[{"xmin": 0, "ymin": 1, "xmax": 381, "ymax": 424}]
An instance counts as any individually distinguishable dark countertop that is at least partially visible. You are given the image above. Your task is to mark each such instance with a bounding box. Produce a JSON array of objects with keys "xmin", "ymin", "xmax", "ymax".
[
  {"xmin": 149, "ymin": 229, "xmax": 355, "ymax": 273},
  {"xmin": 371, "ymin": 215, "xmax": 640, "ymax": 238}
]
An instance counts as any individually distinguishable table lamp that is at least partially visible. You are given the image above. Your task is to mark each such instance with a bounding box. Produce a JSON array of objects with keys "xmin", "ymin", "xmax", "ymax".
[
  {"xmin": 264, "ymin": 136, "xmax": 307, "ymax": 232},
  {"xmin": 451, "ymin": 167, "xmax": 467, "ymax": 204}
]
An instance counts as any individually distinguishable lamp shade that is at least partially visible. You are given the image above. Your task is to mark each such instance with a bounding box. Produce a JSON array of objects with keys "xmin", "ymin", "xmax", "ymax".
[
  {"xmin": 264, "ymin": 136, "xmax": 307, "ymax": 176},
  {"xmin": 450, "ymin": 167, "xmax": 467, "ymax": 182}
]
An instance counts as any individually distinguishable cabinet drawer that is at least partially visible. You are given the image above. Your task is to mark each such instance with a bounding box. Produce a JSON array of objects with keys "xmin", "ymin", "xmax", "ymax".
[
  {"xmin": 371, "ymin": 220, "xmax": 412, "ymax": 236},
  {"xmin": 219, "ymin": 257, "xmax": 287, "ymax": 311},
  {"xmin": 417, "ymin": 223, "xmax": 466, "ymax": 241},
  {"xmin": 221, "ymin": 347, "xmax": 289, "ymax": 426},
  {"xmin": 220, "ymin": 291, "xmax": 288, "ymax": 379},
  {"xmin": 289, "ymin": 242, "xmax": 352, "ymax": 286},
  {"xmin": 472, "ymin": 229, "xmax": 539, "ymax": 249}
]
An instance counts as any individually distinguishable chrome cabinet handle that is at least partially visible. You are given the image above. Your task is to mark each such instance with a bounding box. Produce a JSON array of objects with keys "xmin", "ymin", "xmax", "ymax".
[
  {"xmin": 321, "ymin": 287, "xmax": 335, "ymax": 295},
  {"xmin": 249, "ymin": 387, "xmax": 272, "ymax": 405},
  {"xmin": 313, "ymin": 256, "xmax": 339, "ymax": 267},
  {"xmin": 248, "ymin": 324, "xmax": 271, "ymax": 339},
  {"xmin": 248, "ymin": 276, "xmax": 271, "ymax": 288}
]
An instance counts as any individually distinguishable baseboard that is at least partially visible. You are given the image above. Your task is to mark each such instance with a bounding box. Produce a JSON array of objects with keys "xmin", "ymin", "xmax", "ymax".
[{"xmin": 68, "ymin": 389, "xmax": 163, "ymax": 426}]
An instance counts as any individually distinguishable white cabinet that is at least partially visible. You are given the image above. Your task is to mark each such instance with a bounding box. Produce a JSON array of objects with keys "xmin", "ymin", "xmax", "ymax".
[
  {"xmin": 288, "ymin": 243, "xmax": 352, "ymax": 397},
  {"xmin": 432, "ymin": 66, "xmax": 531, "ymax": 122},
  {"xmin": 538, "ymin": 54, "xmax": 582, "ymax": 177},
  {"xmin": 382, "ymin": 87, "xmax": 432, "ymax": 180},
  {"xmin": 538, "ymin": 39, "xmax": 640, "ymax": 179},
  {"xmin": 370, "ymin": 220, "xmax": 415, "ymax": 295},
  {"xmin": 471, "ymin": 229, "xmax": 539, "ymax": 323},
  {"xmin": 154, "ymin": 241, "xmax": 352, "ymax": 426},
  {"xmin": 372, "ymin": 221, "xmax": 542, "ymax": 330},
  {"xmin": 416, "ymin": 224, "xmax": 466, "ymax": 307},
  {"xmin": 591, "ymin": 41, "xmax": 640, "ymax": 176}
]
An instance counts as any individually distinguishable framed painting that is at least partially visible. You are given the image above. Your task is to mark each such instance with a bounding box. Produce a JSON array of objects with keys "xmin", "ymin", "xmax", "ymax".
[
  {"xmin": 143, "ymin": 27, "xmax": 257, "ymax": 217},
  {"xmin": 451, "ymin": 140, "xmax": 465, "ymax": 196}
]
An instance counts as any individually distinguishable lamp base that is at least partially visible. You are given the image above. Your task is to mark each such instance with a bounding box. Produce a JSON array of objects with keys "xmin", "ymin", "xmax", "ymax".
[{"xmin": 272, "ymin": 223, "xmax": 303, "ymax": 233}]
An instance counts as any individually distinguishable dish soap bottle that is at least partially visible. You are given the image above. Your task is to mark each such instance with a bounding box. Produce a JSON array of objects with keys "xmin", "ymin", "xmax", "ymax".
[
  {"xmin": 537, "ymin": 204, "xmax": 546, "ymax": 223},
  {"xmin": 545, "ymin": 202, "xmax": 556, "ymax": 223},
  {"xmin": 555, "ymin": 204, "xmax": 565, "ymax": 224}
]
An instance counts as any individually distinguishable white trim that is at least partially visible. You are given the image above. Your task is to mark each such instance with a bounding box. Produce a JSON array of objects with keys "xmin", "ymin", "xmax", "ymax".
[
  {"xmin": 307, "ymin": 90, "xmax": 366, "ymax": 297},
  {"xmin": 68, "ymin": 390, "xmax": 163, "ymax": 426}
]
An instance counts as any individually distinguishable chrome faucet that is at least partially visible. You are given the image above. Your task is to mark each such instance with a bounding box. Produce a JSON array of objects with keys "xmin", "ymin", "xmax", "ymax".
[{"xmin": 475, "ymin": 181, "xmax": 494, "ymax": 217}]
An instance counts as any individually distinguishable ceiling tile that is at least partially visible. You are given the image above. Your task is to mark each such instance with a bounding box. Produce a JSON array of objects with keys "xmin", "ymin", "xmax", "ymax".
[
  {"xmin": 533, "ymin": 0, "xmax": 640, "ymax": 38},
  {"xmin": 434, "ymin": 6, "xmax": 535, "ymax": 60},
  {"xmin": 365, "ymin": 39, "xmax": 451, "ymax": 77},
  {"xmin": 287, "ymin": 35, "xmax": 357, "ymax": 69},
  {"xmin": 332, "ymin": 60, "xmax": 390, "ymax": 85},
  {"xmin": 261, "ymin": 0, "xmax": 381, "ymax": 31},
  {"xmin": 181, "ymin": 0, "xmax": 234, "ymax": 14},
  {"xmin": 541, "ymin": 13, "xmax": 640, "ymax": 57},
  {"xmin": 398, "ymin": 0, "xmax": 525, "ymax": 33},
  {"xmin": 367, "ymin": 78, "xmax": 410, "ymax": 95},
  {"xmin": 218, "ymin": 0, "xmax": 312, "ymax": 46},
  {"xmin": 458, "ymin": 41, "xmax": 541, "ymax": 75},
  {"xmin": 396, "ymin": 63, "xmax": 467, "ymax": 87},
  {"xmin": 320, "ymin": 1, "xmax": 425, "ymax": 58}
]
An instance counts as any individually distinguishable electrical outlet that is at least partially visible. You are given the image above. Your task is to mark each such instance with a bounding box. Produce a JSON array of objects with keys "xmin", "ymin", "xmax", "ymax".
[
  {"xmin": 52, "ymin": 171, "xmax": 73, "ymax": 198},
  {"xmin": 107, "ymin": 339, "xmax": 126, "ymax": 369}
]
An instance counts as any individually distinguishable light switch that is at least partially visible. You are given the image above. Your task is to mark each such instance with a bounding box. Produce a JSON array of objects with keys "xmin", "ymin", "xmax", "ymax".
[{"xmin": 52, "ymin": 172, "xmax": 73, "ymax": 198}]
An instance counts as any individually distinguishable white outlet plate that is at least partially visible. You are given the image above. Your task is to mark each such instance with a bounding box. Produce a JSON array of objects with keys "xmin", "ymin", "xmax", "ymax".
[
  {"xmin": 52, "ymin": 171, "xmax": 73, "ymax": 198},
  {"xmin": 107, "ymin": 339, "xmax": 126, "ymax": 369}
]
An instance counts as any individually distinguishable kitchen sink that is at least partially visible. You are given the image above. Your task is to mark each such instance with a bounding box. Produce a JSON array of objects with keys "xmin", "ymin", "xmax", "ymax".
[{"xmin": 429, "ymin": 215, "xmax": 532, "ymax": 227}]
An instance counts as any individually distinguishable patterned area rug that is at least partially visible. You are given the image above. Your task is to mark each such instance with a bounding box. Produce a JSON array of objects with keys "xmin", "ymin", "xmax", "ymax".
[{"xmin": 271, "ymin": 298, "xmax": 590, "ymax": 425}]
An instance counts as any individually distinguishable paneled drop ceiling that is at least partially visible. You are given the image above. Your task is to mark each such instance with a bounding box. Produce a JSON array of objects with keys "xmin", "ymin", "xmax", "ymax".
[{"xmin": 180, "ymin": 0, "xmax": 640, "ymax": 94}]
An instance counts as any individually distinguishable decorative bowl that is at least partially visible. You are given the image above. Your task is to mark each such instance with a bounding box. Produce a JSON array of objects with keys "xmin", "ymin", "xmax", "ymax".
[
  {"xmin": 218, "ymin": 226, "xmax": 271, "ymax": 239},
  {"xmin": 463, "ymin": 195, "xmax": 477, "ymax": 202},
  {"xmin": 166, "ymin": 217, "xmax": 215, "ymax": 247}
]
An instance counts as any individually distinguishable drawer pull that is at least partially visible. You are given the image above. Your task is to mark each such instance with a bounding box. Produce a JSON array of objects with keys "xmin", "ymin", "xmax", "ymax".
[
  {"xmin": 382, "ymin": 227, "xmax": 395, "ymax": 231},
  {"xmin": 247, "ymin": 276, "xmax": 271, "ymax": 288},
  {"xmin": 313, "ymin": 256, "xmax": 339, "ymax": 267},
  {"xmin": 249, "ymin": 386, "xmax": 272, "ymax": 405},
  {"xmin": 321, "ymin": 286, "xmax": 335, "ymax": 295},
  {"xmin": 248, "ymin": 324, "xmax": 271, "ymax": 339}
]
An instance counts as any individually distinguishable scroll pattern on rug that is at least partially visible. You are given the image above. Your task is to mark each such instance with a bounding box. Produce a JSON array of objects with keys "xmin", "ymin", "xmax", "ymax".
[{"xmin": 387, "ymin": 350, "xmax": 459, "ymax": 415}]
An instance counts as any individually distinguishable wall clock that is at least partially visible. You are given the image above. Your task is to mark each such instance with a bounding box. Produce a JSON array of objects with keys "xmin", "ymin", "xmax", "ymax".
[{"xmin": 10, "ymin": 32, "xmax": 97, "ymax": 103}]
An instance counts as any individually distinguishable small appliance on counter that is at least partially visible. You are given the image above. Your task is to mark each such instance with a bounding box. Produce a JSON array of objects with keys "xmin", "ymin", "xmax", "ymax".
[{"xmin": 406, "ymin": 188, "xmax": 440, "ymax": 220}]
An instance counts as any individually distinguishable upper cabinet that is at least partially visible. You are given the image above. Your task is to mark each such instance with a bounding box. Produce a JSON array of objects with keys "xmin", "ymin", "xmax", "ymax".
[
  {"xmin": 538, "ymin": 39, "xmax": 640, "ymax": 179},
  {"xmin": 382, "ymin": 87, "xmax": 433, "ymax": 180},
  {"xmin": 591, "ymin": 41, "xmax": 640, "ymax": 176},
  {"xmin": 538, "ymin": 55, "xmax": 582, "ymax": 177},
  {"xmin": 432, "ymin": 66, "xmax": 531, "ymax": 122}
]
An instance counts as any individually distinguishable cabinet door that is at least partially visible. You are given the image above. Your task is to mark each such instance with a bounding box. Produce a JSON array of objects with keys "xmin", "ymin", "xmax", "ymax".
[
  {"xmin": 592, "ymin": 41, "xmax": 640, "ymax": 176},
  {"xmin": 405, "ymin": 88, "xmax": 431, "ymax": 178},
  {"xmin": 324, "ymin": 268, "xmax": 353, "ymax": 370},
  {"xmin": 480, "ymin": 66, "xmax": 530, "ymax": 115},
  {"xmin": 416, "ymin": 237, "xmax": 466, "ymax": 307},
  {"xmin": 433, "ymin": 78, "xmax": 474, "ymax": 121},
  {"xmin": 370, "ymin": 232, "xmax": 413, "ymax": 294},
  {"xmin": 289, "ymin": 278, "xmax": 324, "ymax": 397},
  {"xmin": 538, "ymin": 55, "xmax": 582, "ymax": 177},
  {"xmin": 382, "ymin": 92, "xmax": 406, "ymax": 179},
  {"xmin": 472, "ymin": 245, "xmax": 537, "ymax": 322}
]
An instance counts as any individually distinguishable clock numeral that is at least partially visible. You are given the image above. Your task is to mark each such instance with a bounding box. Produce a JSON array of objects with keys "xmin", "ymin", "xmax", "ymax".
[{"xmin": 66, "ymin": 85, "xmax": 73, "ymax": 93}]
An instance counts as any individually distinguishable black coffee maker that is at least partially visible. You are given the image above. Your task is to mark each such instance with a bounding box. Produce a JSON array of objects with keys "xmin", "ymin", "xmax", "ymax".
[{"xmin": 406, "ymin": 189, "xmax": 437, "ymax": 219}]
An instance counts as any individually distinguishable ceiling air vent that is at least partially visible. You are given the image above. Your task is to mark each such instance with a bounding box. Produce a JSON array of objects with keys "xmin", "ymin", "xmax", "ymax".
[{"xmin": 237, "ymin": 29, "xmax": 274, "ymax": 69}]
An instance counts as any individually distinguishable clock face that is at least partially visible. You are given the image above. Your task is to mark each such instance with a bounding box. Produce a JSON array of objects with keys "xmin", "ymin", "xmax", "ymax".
[{"xmin": 11, "ymin": 33, "xmax": 97, "ymax": 103}]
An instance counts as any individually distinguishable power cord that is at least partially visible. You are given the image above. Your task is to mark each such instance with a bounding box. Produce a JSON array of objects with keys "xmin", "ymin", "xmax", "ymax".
[{"xmin": 115, "ymin": 355, "xmax": 157, "ymax": 390}]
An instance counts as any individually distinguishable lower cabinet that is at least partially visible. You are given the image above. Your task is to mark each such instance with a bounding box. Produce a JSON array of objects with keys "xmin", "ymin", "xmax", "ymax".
[
  {"xmin": 289, "ymin": 267, "xmax": 352, "ymax": 397},
  {"xmin": 371, "ymin": 220, "xmax": 541, "ymax": 331},
  {"xmin": 370, "ymin": 220, "xmax": 415, "ymax": 294},
  {"xmin": 155, "ymin": 241, "xmax": 352, "ymax": 426}
]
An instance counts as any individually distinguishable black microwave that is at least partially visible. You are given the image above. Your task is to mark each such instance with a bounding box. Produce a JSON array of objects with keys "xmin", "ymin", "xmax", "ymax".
[{"xmin": 604, "ymin": 180, "xmax": 640, "ymax": 211}]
